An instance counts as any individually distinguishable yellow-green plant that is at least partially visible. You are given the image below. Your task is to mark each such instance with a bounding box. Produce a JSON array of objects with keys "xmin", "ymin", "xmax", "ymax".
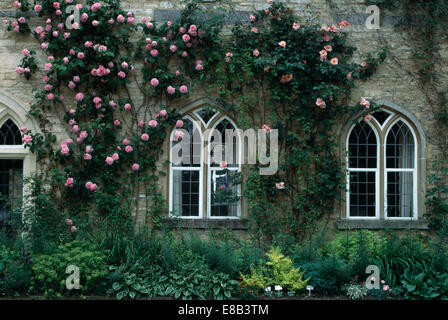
[{"xmin": 241, "ymin": 247, "xmax": 308, "ymax": 291}]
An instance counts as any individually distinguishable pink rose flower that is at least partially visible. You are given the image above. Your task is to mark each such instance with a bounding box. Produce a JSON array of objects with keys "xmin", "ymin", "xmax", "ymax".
[
  {"xmin": 262, "ymin": 124, "xmax": 271, "ymax": 133},
  {"xmin": 150, "ymin": 78, "xmax": 159, "ymax": 87},
  {"xmin": 363, "ymin": 114, "xmax": 371, "ymax": 122},
  {"xmin": 276, "ymin": 182, "xmax": 285, "ymax": 189},
  {"xmin": 316, "ymin": 98, "xmax": 326, "ymax": 109},
  {"xmin": 65, "ymin": 218, "xmax": 73, "ymax": 225},
  {"xmin": 91, "ymin": 2, "xmax": 101, "ymax": 12},
  {"xmin": 125, "ymin": 145, "xmax": 133, "ymax": 153},
  {"xmin": 160, "ymin": 109, "xmax": 167, "ymax": 117},
  {"xmin": 114, "ymin": 120, "xmax": 120, "ymax": 126},
  {"xmin": 176, "ymin": 120, "xmax": 184, "ymax": 128},
  {"xmin": 182, "ymin": 34, "xmax": 190, "ymax": 42},
  {"xmin": 132, "ymin": 163, "xmax": 140, "ymax": 171},
  {"xmin": 167, "ymin": 86, "xmax": 175, "ymax": 94},
  {"xmin": 84, "ymin": 153, "xmax": 92, "ymax": 160},
  {"xmin": 112, "ymin": 153, "xmax": 119, "ymax": 161},
  {"xmin": 23, "ymin": 135, "xmax": 32, "ymax": 144},
  {"xmin": 360, "ymin": 98, "xmax": 370, "ymax": 109},
  {"xmin": 75, "ymin": 92, "xmax": 84, "ymax": 101},
  {"xmin": 105, "ymin": 156, "xmax": 114, "ymax": 165},
  {"xmin": 93, "ymin": 96, "xmax": 101, "ymax": 104},
  {"xmin": 179, "ymin": 85, "xmax": 188, "ymax": 94},
  {"xmin": 141, "ymin": 133, "xmax": 149, "ymax": 141},
  {"xmin": 174, "ymin": 130, "xmax": 184, "ymax": 141},
  {"xmin": 149, "ymin": 120, "xmax": 157, "ymax": 128}
]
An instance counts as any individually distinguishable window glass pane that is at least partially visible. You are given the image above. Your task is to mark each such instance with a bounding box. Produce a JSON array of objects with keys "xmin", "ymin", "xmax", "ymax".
[
  {"xmin": 172, "ymin": 170, "xmax": 200, "ymax": 217},
  {"xmin": 171, "ymin": 118, "xmax": 201, "ymax": 167},
  {"xmin": 386, "ymin": 120, "xmax": 415, "ymax": 168},
  {"xmin": 210, "ymin": 169, "xmax": 239, "ymax": 217},
  {"xmin": 348, "ymin": 121, "xmax": 377, "ymax": 168},
  {"xmin": 349, "ymin": 171, "xmax": 376, "ymax": 217},
  {"xmin": 210, "ymin": 119, "xmax": 239, "ymax": 168},
  {"xmin": 372, "ymin": 110, "xmax": 391, "ymax": 126},
  {"xmin": 0, "ymin": 119, "xmax": 22, "ymax": 145},
  {"xmin": 194, "ymin": 108, "xmax": 217, "ymax": 126},
  {"xmin": 0, "ymin": 159, "xmax": 23, "ymax": 226},
  {"xmin": 387, "ymin": 171, "xmax": 413, "ymax": 218}
]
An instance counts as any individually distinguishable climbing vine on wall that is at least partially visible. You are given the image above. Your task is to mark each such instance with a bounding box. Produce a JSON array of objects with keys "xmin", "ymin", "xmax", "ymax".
[
  {"xmin": 4, "ymin": 0, "xmax": 226, "ymax": 242},
  {"xmin": 4, "ymin": 0, "xmax": 385, "ymax": 243},
  {"xmin": 374, "ymin": 0, "xmax": 448, "ymax": 232},
  {"xmin": 208, "ymin": 3, "xmax": 385, "ymax": 241}
]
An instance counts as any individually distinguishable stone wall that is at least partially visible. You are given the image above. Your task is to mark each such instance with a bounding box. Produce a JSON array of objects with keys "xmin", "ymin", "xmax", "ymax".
[{"xmin": 0, "ymin": 0, "xmax": 446, "ymax": 231}]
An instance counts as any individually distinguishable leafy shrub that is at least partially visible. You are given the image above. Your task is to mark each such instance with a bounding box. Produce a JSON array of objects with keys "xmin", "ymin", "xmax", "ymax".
[
  {"xmin": 0, "ymin": 246, "xmax": 31, "ymax": 297},
  {"xmin": 241, "ymin": 247, "xmax": 308, "ymax": 293},
  {"xmin": 108, "ymin": 253, "xmax": 239, "ymax": 300},
  {"xmin": 397, "ymin": 269, "xmax": 448, "ymax": 300},
  {"xmin": 185, "ymin": 234, "xmax": 265, "ymax": 278},
  {"xmin": 29, "ymin": 240, "xmax": 108, "ymax": 297},
  {"xmin": 368, "ymin": 279, "xmax": 392, "ymax": 299},
  {"xmin": 373, "ymin": 232, "xmax": 434, "ymax": 288},
  {"xmin": 299, "ymin": 256, "xmax": 352, "ymax": 295},
  {"xmin": 327, "ymin": 231, "xmax": 387, "ymax": 272},
  {"xmin": 342, "ymin": 281, "xmax": 368, "ymax": 300},
  {"xmin": 108, "ymin": 263, "xmax": 164, "ymax": 300}
]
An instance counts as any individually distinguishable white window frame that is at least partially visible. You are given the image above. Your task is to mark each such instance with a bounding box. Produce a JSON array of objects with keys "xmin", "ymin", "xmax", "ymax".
[
  {"xmin": 207, "ymin": 116, "xmax": 242, "ymax": 220},
  {"xmin": 346, "ymin": 120, "xmax": 380, "ymax": 219},
  {"xmin": 168, "ymin": 116, "xmax": 204, "ymax": 219},
  {"xmin": 383, "ymin": 117, "xmax": 418, "ymax": 220},
  {"xmin": 168, "ymin": 111, "xmax": 242, "ymax": 219}
]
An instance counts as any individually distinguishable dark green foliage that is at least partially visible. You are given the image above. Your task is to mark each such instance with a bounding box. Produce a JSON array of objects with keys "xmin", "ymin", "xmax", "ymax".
[
  {"xmin": 0, "ymin": 238, "xmax": 32, "ymax": 297},
  {"xmin": 299, "ymin": 257, "xmax": 352, "ymax": 295}
]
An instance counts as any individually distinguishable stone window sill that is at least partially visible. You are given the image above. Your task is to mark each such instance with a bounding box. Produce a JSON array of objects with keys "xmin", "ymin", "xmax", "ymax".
[
  {"xmin": 336, "ymin": 219, "xmax": 429, "ymax": 230},
  {"xmin": 162, "ymin": 218, "xmax": 249, "ymax": 230}
]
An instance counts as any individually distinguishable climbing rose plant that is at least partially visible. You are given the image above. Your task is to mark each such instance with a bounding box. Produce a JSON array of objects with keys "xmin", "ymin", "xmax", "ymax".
[
  {"xmin": 5, "ymin": 0, "xmax": 384, "ymax": 241},
  {"xmin": 4, "ymin": 0, "xmax": 226, "ymax": 236}
]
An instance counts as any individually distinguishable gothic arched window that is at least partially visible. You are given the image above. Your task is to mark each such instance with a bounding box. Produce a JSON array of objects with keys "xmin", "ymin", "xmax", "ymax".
[
  {"xmin": 169, "ymin": 108, "xmax": 241, "ymax": 219},
  {"xmin": 346, "ymin": 109, "xmax": 419, "ymax": 220}
]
